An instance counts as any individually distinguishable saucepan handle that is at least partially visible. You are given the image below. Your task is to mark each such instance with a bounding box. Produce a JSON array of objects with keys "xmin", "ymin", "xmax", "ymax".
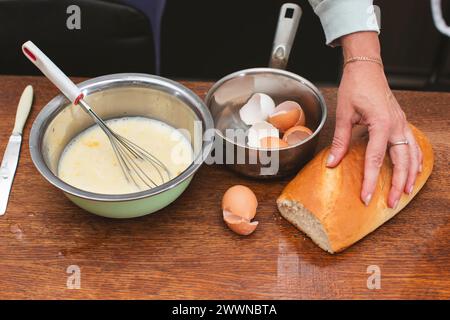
[{"xmin": 269, "ymin": 3, "xmax": 302, "ymax": 70}]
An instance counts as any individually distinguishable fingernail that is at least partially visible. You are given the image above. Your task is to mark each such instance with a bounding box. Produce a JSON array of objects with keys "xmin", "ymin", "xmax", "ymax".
[
  {"xmin": 326, "ymin": 154, "xmax": 335, "ymax": 166},
  {"xmin": 393, "ymin": 200, "xmax": 399, "ymax": 210},
  {"xmin": 408, "ymin": 185, "xmax": 414, "ymax": 195},
  {"xmin": 364, "ymin": 193, "xmax": 372, "ymax": 206}
]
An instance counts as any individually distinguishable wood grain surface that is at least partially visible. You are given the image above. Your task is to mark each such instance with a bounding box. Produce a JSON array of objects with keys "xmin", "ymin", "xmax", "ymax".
[{"xmin": 0, "ymin": 75, "xmax": 448, "ymax": 299}]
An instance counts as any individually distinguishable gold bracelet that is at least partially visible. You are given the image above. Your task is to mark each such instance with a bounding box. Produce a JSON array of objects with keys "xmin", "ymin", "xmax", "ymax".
[{"xmin": 343, "ymin": 56, "xmax": 383, "ymax": 68}]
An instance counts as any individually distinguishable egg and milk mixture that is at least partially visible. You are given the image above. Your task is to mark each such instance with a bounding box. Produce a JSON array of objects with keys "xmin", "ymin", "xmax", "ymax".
[{"xmin": 58, "ymin": 117, "xmax": 193, "ymax": 194}]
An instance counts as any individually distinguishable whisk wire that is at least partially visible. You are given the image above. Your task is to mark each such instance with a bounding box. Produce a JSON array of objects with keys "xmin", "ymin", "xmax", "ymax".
[
  {"xmin": 105, "ymin": 125, "xmax": 170, "ymax": 185},
  {"xmin": 107, "ymin": 135, "xmax": 134, "ymax": 184},
  {"xmin": 82, "ymin": 103, "xmax": 171, "ymax": 190},
  {"xmin": 112, "ymin": 137, "xmax": 158, "ymax": 188},
  {"xmin": 92, "ymin": 116, "xmax": 143, "ymax": 187},
  {"xmin": 117, "ymin": 135, "xmax": 172, "ymax": 181},
  {"xmin": 114, "ymin": 135, "xmax": 165, "ymax": 185}
]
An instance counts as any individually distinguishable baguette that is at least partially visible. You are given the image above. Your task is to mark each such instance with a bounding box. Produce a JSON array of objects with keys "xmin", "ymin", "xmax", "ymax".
[{"xmin": 277, "ymin": 124, "xmax": 434, "ymax": 253}]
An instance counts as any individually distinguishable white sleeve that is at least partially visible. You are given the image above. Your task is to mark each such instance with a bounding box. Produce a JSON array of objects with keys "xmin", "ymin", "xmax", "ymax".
[{"xmin": 308, "ymin": 0, "xmax": 380, "ymax": 46}]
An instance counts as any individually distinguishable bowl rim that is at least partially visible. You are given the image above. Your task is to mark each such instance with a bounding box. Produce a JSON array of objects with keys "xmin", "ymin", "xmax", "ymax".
[
  {"xmin": 204, "ymin": 67, "xmax": 328, "ymax": 151},
  {"xmin": 29, "ymin": 73, "xmax": 214, "ymax": 202}
]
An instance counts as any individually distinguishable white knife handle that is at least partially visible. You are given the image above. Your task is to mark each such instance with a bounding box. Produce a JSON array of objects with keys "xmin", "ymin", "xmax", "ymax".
[
  {"xmin": 12, "ymin": 85, "xmax": 33, "ymax": 135},
  {"xmin": 22, "ymin": 41, "xmax": 83, "ymax": 104},
  {"xmin": 269, "ymin": 3, "xmax": 302, "ymax": 69}
]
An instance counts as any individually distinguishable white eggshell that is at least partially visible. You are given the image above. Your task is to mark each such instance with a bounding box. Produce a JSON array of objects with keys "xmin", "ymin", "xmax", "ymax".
[
  {"xmin": 247, "ymin": 121, "xmax": 279, "ymax": 148},
  {"xmin": 258, "ymin": 93, "xmax": 276, "ymax": 119},
  {"xmin": 239, "ymin": 93, "xmax": 275, "ymax": 125}
]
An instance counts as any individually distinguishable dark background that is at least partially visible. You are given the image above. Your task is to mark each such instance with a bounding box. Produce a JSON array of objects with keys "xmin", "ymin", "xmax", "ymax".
[{"xmin": 0, "ymin": 0, "xmax": 449, "ymax": 91}]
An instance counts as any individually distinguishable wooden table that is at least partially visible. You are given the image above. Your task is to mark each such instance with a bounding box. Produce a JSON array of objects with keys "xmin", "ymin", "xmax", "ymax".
[{"xmin": 0, "ymin": 75, "xmax": 448, "ymax": 300}]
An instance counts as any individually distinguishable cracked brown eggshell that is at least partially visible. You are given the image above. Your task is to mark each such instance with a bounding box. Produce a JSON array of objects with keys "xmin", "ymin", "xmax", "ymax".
[
  {"xmin": 222, "ymin": 185, "xmax": 259, "ymax": 235},
  {"xmin": 268, "ymin": 101, "xmax": 305, "ymax": 132}
]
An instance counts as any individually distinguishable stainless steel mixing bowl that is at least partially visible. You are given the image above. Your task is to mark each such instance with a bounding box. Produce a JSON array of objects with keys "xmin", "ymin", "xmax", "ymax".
[
  {"xmin": 30, "ymin": 73, "xmax": 214, "ymax": 218},
  {"xmin": 205, "ymin": 68, "xmax": 327, "ymax": 178}
]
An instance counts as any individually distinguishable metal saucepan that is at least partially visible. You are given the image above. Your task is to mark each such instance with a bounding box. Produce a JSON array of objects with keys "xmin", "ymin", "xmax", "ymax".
[{"xmin": 205, "ymin": 3, "xmax": 327, "ymax": 178}]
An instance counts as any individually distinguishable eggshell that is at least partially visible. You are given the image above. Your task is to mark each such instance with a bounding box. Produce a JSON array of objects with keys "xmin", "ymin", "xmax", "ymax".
[
  {"xmin": 223, "ymin": 210, "xmax": 259, "ymax": 236},
  {"xmin": 259, "ymin": 136, "xmax": 289, "ymax": 149},
  {"xmin": 268, "ymin": 108, "xmax": 300, "ymax": 132},
  {"xmin": 258, "ymin": 94, "xmax": 276, "ymax": 119},
  {"xmin": 247, "ymin": 121, "xmax": 279, "ymax": 148},
  {"xmin": 282, "ymin": 125, "xmax": 313, "ymax": 146},
  {"xmin": 222, "ymin": 185, "xmax": 258, "ymax": 221},
  {"xmin": 296, "ymin": 112, "xmax": 306, "ymax": 127},
  {"xmin": 268, "ymin": 101, "xmax": 305, "ymax": 131},
  {"xmin": 239, "ymin": 93, "xmax": 275, "ymax": 125}
]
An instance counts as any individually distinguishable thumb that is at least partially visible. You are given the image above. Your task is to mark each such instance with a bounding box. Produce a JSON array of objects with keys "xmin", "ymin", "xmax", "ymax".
[{"xmin": 326, "ymin": 113, "xmax": 353, "ymax": 167}]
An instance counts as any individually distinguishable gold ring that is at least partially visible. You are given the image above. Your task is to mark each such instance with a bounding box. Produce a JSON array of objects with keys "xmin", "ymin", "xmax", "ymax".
[{"xmin": 389, "ymin": 140, "xmax": 409, "ymax": 147}]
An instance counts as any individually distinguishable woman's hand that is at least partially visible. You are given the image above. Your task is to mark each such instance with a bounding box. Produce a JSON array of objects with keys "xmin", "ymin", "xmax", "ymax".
[{"xmin": 326, "ymin": 32, "xmax": 423, "ymax": 209}]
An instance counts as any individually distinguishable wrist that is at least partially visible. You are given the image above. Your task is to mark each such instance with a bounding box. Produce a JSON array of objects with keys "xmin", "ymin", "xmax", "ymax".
[
  {"xmin": 341, "ymin": 31, "xmax": 381, "ymax": 61},
  {"xmin": 344, "ymin": 56, "xmax": 383, "ymax": 70},
  {"xmin": 342, "ymin": 57, "xmax": 389, "ymax": 89}
]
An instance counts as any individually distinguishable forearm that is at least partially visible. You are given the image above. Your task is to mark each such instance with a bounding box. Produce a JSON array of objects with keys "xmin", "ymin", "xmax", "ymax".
[{"xmin": 340, "ymin": 31, "xmax": 381, "ymax": 60}]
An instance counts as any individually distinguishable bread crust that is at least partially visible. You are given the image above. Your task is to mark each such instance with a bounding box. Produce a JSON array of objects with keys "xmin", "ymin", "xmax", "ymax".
[{"xmin": 277, "ymin": 124, "xmax": 434, "ymax": 253}]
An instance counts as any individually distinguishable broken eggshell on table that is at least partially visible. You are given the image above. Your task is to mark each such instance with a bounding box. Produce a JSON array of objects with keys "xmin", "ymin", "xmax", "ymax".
[
  {"xmin": 238, "ymin": 93, "xmax": 311, "ymax": 149},
  {"xmin": 222, "ymin": 185, "xmax": 259, "ymax": 236}
]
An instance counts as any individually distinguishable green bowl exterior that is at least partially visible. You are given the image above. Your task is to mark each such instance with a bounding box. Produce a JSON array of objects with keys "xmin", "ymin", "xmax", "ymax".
[{"xmin": 63, "ymin": 176, "xmax": 193, "ymax": 218}]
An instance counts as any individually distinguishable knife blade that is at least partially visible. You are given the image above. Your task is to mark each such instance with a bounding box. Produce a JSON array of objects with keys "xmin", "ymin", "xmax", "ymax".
[{"xmin": 0, "ymin": 85, "xmax": 33, "ymax": 216}]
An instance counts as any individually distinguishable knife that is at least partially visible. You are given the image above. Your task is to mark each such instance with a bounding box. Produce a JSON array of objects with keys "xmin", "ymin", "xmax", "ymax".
[{"xmin": 0, "ymin": 85, "xmax": 33, "ymax": 216}]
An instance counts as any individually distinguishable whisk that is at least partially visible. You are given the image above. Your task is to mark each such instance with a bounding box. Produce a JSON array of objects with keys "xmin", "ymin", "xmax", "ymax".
[{"xmin": 22, "ymin": 41, "xmax": 171, "ymax": 189}]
